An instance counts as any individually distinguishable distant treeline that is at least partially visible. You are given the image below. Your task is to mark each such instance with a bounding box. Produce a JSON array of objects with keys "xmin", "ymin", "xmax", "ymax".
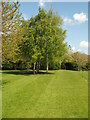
[{"xmin": 2, "ymin": 55, "xmax": 90, "ymax": 71}]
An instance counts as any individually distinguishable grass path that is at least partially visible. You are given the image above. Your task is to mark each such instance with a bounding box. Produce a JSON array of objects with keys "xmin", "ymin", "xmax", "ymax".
[{"xmin": 2, "ymin": 70, "xmax": 88, "ymax": 118}]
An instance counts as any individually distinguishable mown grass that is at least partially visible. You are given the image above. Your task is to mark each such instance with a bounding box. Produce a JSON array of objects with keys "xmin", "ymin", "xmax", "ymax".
[{"xmin": 2, "ymin": 70, "xmax": 88, "ymax": 118}]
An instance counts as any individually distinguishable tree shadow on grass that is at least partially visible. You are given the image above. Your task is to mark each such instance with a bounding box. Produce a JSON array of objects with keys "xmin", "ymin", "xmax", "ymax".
[{"xmin": 2, "ymin": 70, "xmax": 54, "ymax": 76}]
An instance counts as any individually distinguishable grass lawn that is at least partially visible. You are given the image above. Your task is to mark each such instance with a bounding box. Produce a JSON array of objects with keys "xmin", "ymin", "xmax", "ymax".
[{"xmin": 2, "ymin": 70, "xmax": 88, "ymax": 118}]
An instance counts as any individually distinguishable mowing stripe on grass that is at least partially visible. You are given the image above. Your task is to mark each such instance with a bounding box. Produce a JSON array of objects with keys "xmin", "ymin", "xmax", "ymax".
[{"xmin": 2, "ymin": 70, "xmax": 88, "ymax": 118}]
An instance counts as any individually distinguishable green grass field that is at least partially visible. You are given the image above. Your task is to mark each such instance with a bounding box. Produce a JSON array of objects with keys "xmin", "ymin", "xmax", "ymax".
[{"xmin": 2, "ymin": 70, "xmax": 88, "ymax": 118}]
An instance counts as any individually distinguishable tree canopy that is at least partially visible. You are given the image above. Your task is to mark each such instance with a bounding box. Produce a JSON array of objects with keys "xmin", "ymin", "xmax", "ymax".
[
  {"xmin": 2, "ymin": 2, "xmax": 22, "ymax": 69},
  {"xmin": 2, "ymin": 2, "xmax": 88, "ymax": 72},
  {"xmin": 18, "ymin": 7, "xmax": 67, "ymax": 73}
]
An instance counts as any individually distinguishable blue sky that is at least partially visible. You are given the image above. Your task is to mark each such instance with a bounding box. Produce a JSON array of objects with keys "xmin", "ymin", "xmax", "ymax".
[{"xmin": 19, "ymin": 2, "xmax": 88, "ymax": 54}]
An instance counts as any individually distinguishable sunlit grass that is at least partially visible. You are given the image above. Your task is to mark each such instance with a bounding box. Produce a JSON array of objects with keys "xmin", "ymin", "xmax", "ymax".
[{"xmin": 2, "ymin": 70, "xmax": 88, "ymax": 118}]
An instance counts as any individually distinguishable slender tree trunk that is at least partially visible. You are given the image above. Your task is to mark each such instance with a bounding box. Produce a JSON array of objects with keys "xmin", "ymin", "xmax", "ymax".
[
  {"xmin": 59, "ymin": 61, "xmax": 62, "ymax": 69},
  {"xmin": 26, "ymin": 62, "xmax": 30, "ymax": 73},
  {"xmin": 14, "ymin": 63, "xmax": 17, "ymax": 70},
  {"xmin": 46, "ymin": 54, "xmax": 48, "ymax": 74},
  {"xmin": 33, "ymin": 63, "xmax": 35, "ymax": 74},
  {"xmin": 37, "ymin": 61, "xmax": 39, "ymax": 73},
  {"xmin": 46, "ymin": 61, "xmax": 48, "ymax": 73},
  {"xmin": 26, "ymin": 67, "xmax": 29, "ymax": 73},
  {"xmin": 36, "ymin": 62, "xmax": 37, "ymax": 73},
  {"xmin": 78, "ymin": 66, "xmax": 81, "ymax": 71}
]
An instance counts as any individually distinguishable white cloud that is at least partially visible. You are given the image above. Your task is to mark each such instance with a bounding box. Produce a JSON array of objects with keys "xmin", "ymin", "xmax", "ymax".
[
  {"xmin": 77, "ymin": 49, "xmax": 82, "ymax": 52},
  {"xmin": 68, "ymin": 44, "xmax": 75, "ymax": 52},
  {"xmin": 63, "ymin": 18, "xmax": 72, "ymax": 25},
  {"xmin": 80, "ymin": 41, "xmax": 90, "ymax": 48},
  {"xmin": 72, "ymin": 46, "xmax": 75, "ymax": 51},
  {"xmin": 47, "ymin": 0, "xmax": 52, "ymax": 2},
  {"xmin": 63, "ymin": 12, "xmax": 88, "ymax": 25},
  {"xmin": 73, "ymin": 12, "xmax": 88, "ymax": 23},
  {"xmin": 39, "ymin": 0, "xmax": 44, "ymax": 7},
  {"xmin": 23, "ymin": 13, "xmax": 28, "ymax": 21}
]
